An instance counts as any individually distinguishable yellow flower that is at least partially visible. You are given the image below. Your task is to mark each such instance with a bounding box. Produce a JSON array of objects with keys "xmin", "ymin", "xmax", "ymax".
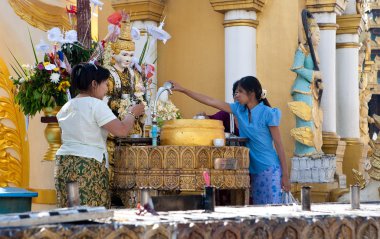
[
  {"xmin": 43, "ymin": 62, "xmax": 50, "ymax": 66},
  {"xmin": 57, "ymin": 81, "xmax": 71, "ymax": 92},
  {"xmin": 53, "ymin": 67, "xmax": 60, "ymax": 72}
]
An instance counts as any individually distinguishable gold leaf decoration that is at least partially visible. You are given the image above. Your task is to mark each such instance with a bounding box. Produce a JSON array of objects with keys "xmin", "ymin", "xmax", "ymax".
[
  {"xmin": 8, "ymin": 0, "xmax": 70, "ymax": 32},
  {"xmin": 288, "ymin": 101, "xmax": 312, "ymax": 121},
  {"xmin": 0, "ymin": 58, "xmax": 29, "ymax": 187},
  {"xmin": 290, "ymin": 127, "xmax": 315, "ymax": 147}
]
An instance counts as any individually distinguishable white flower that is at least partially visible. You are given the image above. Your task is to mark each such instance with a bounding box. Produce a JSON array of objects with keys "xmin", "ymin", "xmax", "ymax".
[
  {"xmin": 261, "ymin": 89, "xmax": 267, "ymax": 99},
  {"xmin": 36, "ymin": 39, "xmax": 50, "ymax": 52},
  {"xmin": 131, "ymin": 27, "xmax": 140, "ymax": 40},
  {"xmin": 19, "ymin": 77, "xmax": 25, "ymax": 83},
  {"xmin": 50, "ymin": 73, "xmax": 60, "ymax": 84},
  {"xmin": 64, "ymin": 30, "xmax": 77, "ymax": 43},
  {"xmin": 47, "ymin": 27, "xmax": 63, "ymax": 42},
  {"xmin": 134, "ymin": 92, "xmax": 144, "ymax": 98},
  {"xmin": 90, "ymin": 0, "xmax": 104, "ymax": 10},
  {"xmin": 45, "ymin": 64, "xmax": 57, "ymax": 70}
]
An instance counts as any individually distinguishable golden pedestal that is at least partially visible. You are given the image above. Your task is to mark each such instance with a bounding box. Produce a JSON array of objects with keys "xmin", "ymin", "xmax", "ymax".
[
  {"xmin": 160, "ymin": 119, "xmax": 225, "ymax": 146},
  {"xmin": 341, "ymin": 138, "xmax": 365, "ymax": 186},
  {"xmin": 41, "ymin": 107, "xmax": 62, "ymax": 161},
  {"xmin": 113, "ymin": 145, "xmax": 250, "ymax": 207}
]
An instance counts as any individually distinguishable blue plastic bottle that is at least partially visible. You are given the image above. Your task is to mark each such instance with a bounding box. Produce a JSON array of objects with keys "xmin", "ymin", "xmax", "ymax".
[{"xmin": 151, "ymin": 124, "xmax": 158, "ymax": 146}]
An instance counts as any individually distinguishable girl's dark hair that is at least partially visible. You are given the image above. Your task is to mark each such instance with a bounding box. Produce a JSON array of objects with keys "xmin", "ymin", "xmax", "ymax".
[
  {"xmin": 232, "ymin": 80, "xmax": 239, "ymax": 98},
  {"xmin": 71, "ymin": 63, "xmax": 110, "ymax": 92},
  {"xmin": 237, "ymin": 76, "xmax": 271, "ymax": 107}
]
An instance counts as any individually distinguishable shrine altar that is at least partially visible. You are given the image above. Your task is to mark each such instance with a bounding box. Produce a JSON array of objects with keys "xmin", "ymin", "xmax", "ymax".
[{"xmin": 112, "ymin": 144, "xmax": 251, "ymax": 207}]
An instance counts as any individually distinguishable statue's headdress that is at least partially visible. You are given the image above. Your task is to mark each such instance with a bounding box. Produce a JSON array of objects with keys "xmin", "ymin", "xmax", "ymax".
[{"xmin": 109, "ymin": 12, "xmax": 135, "ymax": 54}]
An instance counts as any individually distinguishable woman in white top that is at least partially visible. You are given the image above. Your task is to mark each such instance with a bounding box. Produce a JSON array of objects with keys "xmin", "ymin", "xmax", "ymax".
[{"xmin": 55, "ymin": 63, "xmax": 144, "ymax": 208}]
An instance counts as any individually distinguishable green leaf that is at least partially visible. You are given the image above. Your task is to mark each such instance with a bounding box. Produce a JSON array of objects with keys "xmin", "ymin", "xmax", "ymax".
[
  {"xmin": 10, "ymin": 64, "xmax": 21, "ymax": 78},
  {"xmin": 7, "ymin": 48, "xmax": 27, "ymax": 78},
  {"xmin": 139, "ymin": 36, "xmax": 149, "ymax": 65},
  {"xmin": 28, "ymin": 28, "xmax": 39, "ymax": 65}
]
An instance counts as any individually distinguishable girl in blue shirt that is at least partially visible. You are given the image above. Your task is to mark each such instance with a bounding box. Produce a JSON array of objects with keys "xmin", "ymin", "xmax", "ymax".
[{"xmin": 171, "ymin": 76, "xmax": 290, "ymax": 204}]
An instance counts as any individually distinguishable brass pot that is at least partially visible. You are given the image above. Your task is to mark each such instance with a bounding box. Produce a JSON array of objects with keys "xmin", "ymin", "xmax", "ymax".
[
  {"xmin": 42, "ymin": 106, "xmax": 62, "ymax": 161},
  {"xmin": 160, "ymin": 119, "xmax": 225, "ymax": 146}
]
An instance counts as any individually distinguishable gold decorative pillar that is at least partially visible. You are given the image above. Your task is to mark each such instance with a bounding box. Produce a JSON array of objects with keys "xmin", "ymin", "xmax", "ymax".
[
  {"xmin": 336, "ymin": 10, "xmax": 366, "ymax": 186},
  {"xmin": 209, "ymin": 0, "xmax": 266, "ymax": 102},
  {"xmin": 111, "ymin": 0, "xmax": 166, "ymax": 22},
  {"xmin": 307, "ymin": 0, "xmax": 347, "ymax": 187},
  {"xmin": 0, "ymin": 58, "xmax": 29, "ymax": 188}
]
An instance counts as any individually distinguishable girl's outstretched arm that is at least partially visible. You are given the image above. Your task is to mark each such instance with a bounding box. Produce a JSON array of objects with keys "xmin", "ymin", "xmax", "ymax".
[{"xmin": 171, "ymin": 81, "xmax": 232, "ymax": 113}]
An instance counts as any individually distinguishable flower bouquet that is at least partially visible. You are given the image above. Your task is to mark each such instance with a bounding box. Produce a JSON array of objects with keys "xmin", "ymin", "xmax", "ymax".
[
  {"xmin": 155, "ymin": 100, "xmax": 182, "ymax": 127},
  {"xmin": 10, "ymin": 28, "xmax": 97, "ymax": 117}
]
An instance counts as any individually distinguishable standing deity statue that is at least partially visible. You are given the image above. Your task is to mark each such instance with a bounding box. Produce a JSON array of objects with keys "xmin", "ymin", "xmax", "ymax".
[
  {"xmin": 106, "ymin": 15, "xmax": 146, "ymax": 136},
  {"xmin": 288, "ymin": 10, "xmax": 323, "ymax": 156}
]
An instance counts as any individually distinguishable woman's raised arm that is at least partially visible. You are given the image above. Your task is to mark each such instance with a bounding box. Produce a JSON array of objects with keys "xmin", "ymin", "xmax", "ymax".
[{"xmin": 171, "ymin": 81, "xmax": 232, "ymax": 113}]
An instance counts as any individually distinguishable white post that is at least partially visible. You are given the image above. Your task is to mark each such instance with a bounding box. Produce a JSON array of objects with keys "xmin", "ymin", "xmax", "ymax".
[
  {"xmin": 336, "ymin": 34, "xmax": 360, "ymax": 138},
  {"xmin": 314, "ymin": 13, "xmax": 338, "ymax": 134},
  {"xmin": 224, "ymin": 10, "xmax": 257, "ymax": 102}
]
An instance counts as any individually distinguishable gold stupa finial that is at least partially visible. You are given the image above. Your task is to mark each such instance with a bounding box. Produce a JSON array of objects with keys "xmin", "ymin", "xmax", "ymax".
[{"xmin": 112, "ymin": 13, "xmax": 135, "ymax": 54}]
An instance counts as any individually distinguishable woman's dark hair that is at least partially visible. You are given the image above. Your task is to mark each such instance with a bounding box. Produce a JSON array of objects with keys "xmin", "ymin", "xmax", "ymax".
[
  {"xmin": 237, "ymin": 76, "xmax": 271, "ymax": 107},
  {"xmin": 71, "ymin": 63, "xmax": 110, "ymax": 92}
]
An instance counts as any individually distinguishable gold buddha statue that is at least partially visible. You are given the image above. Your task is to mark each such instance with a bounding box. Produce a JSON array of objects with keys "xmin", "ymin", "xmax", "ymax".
[{"xmin": 107, "ymin": 17, "xmax": 145, "ymax": 136}]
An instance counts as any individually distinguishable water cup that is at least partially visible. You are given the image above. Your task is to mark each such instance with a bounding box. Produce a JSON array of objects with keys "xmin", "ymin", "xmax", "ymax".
[{"xmin": 213, "ymin": 138, "xmax": 225, "ymax": 147}]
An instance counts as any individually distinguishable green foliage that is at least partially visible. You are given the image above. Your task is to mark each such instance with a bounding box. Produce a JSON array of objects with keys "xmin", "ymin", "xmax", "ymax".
[
  {"xmin": 13, "ymin": 66, "xmax": 69, "ymax": 117},
  {"xmin": 61, "ymin": 41, "xmax": 95, "ymax": 66}
]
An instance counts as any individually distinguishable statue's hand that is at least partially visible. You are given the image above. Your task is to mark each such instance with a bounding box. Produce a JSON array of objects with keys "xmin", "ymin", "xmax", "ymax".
[{"xmin": 314, "ymin": 71, "xmax": 322, "ymax": 79}]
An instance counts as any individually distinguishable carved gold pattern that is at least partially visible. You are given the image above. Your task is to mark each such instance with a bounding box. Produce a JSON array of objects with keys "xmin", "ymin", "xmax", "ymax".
[
  {"xmin": 209, "ymin": 0, "xmax": 266, "ymax": 13},
  {"xmin": 290, "ymin": 127, "xmax": 315, "ymax": 147},
  {"xmin": 352, "ymin": 168, "xmax": 366, "ymax": 189},
  {"xmin": 111, "ymin": 0, "xmax": 166, "ymax": 22},
  {"xmin": 288, "ymin": 101, "xmax": 312, "ymax": 121},
  {"xmin": 357, "ymin": 219, "xmax": 380, "ymax": 239},
  {"xmin": 306, "ymin": 0, "xmax": 347, "ymax": 14},
  {"xmin": 0, "ymin": 58, "xmax": 29, "ymax": 187},
  {"xmin": 337, "ymin": 14, "xmax": 364, "ymax": 35},
  {"xmin": 8, "ymin": 0, "xmax": 71, "ymax": 32},
  {"xmin": 114, "ymin": 146, "xmax": 250, "ymax": 195},
  {"xmin": 5, "ymin": 211, "xmax": 380, "ymax": 238},
  {"xmin": 223, "ymin": 19, "xmax": 259, "ymax": 28},
  {"xmin": 112, "ymin": 20, "xmax": 135, "ymax": 53}
]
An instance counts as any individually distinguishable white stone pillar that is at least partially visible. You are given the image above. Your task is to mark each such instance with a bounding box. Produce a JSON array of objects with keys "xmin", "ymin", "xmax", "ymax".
[
  {"xmin": 336, "ymin": 34, "xmax": 360, "ymax": 138},
  {"xmin": 224, "ymin": 10, "xmax": 257, "ymax": 102},
  {"xmin": 314, "ymin": 13, "xmax": 338, "ymax": 134},
  {"xmin": 314, "ymin": 12, "xmax": 337, "ymax": 134}
]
